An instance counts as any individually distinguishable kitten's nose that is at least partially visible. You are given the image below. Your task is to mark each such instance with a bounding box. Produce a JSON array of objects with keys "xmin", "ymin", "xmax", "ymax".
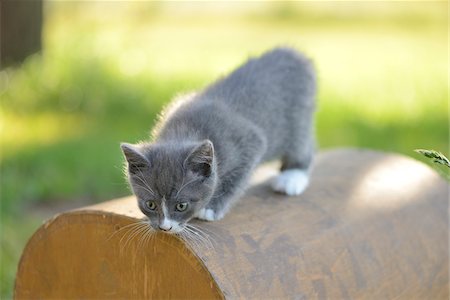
[
  {"xmin": 159, "ymin": 218, "xmax": 174, "ymax": 232},
  {"xmin": 158, "ymin": 225, "xmax": 172, "ymax": 231}
]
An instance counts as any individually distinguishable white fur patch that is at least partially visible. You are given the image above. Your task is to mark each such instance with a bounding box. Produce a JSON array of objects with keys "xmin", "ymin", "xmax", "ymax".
[
  {"xmin": 161, "ymin": 200, "xmax": 169, "ymax": 218},
  {"xmin": 159, "ymin": 217, "xmax": 183, "ymax": 233},
  {"xmin": 271, "ymin": 169, "xmax": 309, "ymax": 196},
  {"xmin": 196, "ymin": 208, "xmax": 224, "ymax": 221},
  {"xmin": 159, "ymin": 199, "xmax": 183, "ymax": 233}
]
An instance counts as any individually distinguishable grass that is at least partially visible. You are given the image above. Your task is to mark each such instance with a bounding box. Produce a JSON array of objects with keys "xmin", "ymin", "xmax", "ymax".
[
  {"xmin": 1, "ymin": 2, "xmax": 448, "ymax": 298},
  {"xmin": 415, "ymin": 149, "xmax": 450, "ymax": 181},
  {"xmin": 416, "ymin": 149, "xmax": 450, "ymax": 168}
]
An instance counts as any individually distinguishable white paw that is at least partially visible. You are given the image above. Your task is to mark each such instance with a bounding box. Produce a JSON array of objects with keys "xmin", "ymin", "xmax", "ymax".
[
  {"xmin": 271, "ymin": 169, "xmax": 309, "ymax": 196},
  {"xmin": 196, "ymin": 208, "xmax": 219, "ymax": 221}
]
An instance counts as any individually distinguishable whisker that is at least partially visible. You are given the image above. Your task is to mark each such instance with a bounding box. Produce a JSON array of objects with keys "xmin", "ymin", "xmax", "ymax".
[
  {"xmin": 133, "ymin": 182, "xmax": 156, "ymax": 197},
  {"xmin": 180, "ymin": 229, "xmax": 203, "ymax": 250},
  {"xmin": 115, "ymin": 224, "xmax": 145, "ymax": 252},
  {"xmin": 136, "ymin": 224, "xmax": 148, "ymax": 250},
  {"xmin": 183, "ymin": 226, "xmax": 214, "ymax": 250},
  {"xmin": 120, "ymin": 222, "xmax": 148, "ymax": 253},
  {"xmin": 178, "ymin": 230, "xmax": 195, "ymax": 249},
  {"xmin": 119, "ymin": 224, "xmax": 144, "ymax": 251},
  {"xmin": 135, "ymin": 169, "xmax": 156, "ymax": 195},
  {"xmin": 118, "ymin": 229, "xmax": 139, "ymax": 254},
  {"xmin": 137, "ymin": 224, "xmax": 153, "ymax": 253},
  {"xmin": 142, "ymin": 223, "xmax": 155, "ymax": 247},
  {"xmin": 108, "ymin": 219, "xmax": 147, "ymax": 241},
  {"xmin": 132, "ymin": 179, "xmax": 156, "ymax": 197},
  {"xmin": 211, "ymin": 191, "xmax": 226, "ymax": 199},
  {"xmin": 187, "ymin": 223, "xmax": 216, "ymax": 240},
  {"xmin": 190, "ymin": 226, "xmax": 217, "ymax": 249},
  {"xmin": 187, "ymin": 223, "xmax": 220, "ymax": 242},
  {"xmin": 126, "ymin": 224, "xmax": 149, "ymax": 252},
  {"xmin": 144, "ymin": 227, "xmax": 156, "ymax": 248},
  {"xmin": 175, "ymin": 178, "xmax": 200, "ymax": 198}
]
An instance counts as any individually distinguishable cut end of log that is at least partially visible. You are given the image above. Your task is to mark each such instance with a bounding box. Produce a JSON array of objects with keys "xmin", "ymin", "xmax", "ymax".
[{"xmin": 15, "ymin": 212, "xmax": 223, "ymax": 299}]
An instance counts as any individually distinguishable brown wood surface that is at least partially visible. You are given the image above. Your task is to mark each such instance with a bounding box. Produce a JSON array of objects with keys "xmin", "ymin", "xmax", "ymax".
[{"xmin": 15, "ymin": 149, "xmax": 449, "ymax": 299}]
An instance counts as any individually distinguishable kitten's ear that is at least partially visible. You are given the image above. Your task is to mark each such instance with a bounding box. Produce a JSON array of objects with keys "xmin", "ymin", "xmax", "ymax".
[
  {"xmin": 184, "ymin": 140, "xmax": 214, "ymax": 177},
  {"xmin": 120, "ymin": 143, "xmax": 150, "ymax": 175}
]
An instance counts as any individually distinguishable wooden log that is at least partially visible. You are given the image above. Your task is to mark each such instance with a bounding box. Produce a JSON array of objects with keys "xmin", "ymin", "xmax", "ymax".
[{"xmin": 14, "ymin": 149, "xmax": 449, "ymax": 299}]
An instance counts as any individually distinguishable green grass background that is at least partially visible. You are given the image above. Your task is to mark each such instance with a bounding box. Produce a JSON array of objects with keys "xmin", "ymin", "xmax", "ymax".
[{"xmin": 1, "ymin": 2, "xmax": 448, "ymax": 297}]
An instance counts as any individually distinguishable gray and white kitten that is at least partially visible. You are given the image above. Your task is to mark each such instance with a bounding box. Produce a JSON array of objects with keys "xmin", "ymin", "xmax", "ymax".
[{"xmin": 121, "ymin": 47, "xmax": 316, "ymax": 233}]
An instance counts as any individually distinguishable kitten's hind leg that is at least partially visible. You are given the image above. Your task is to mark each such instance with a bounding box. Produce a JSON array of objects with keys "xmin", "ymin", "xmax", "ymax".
[
  {"xmin": 272, "ymin": 146, "xmax": 313, "ymax": 196},
  {"xmin": 195, "ymin": 208, "xmax": 217, "ymax": 222},
  {"xmin": 272, "ymin": 110, "xmax": 314, "ymax": 196},
  {"xmin": 272, "ymin": 168, "xmax": 310, "ymax": 196}
]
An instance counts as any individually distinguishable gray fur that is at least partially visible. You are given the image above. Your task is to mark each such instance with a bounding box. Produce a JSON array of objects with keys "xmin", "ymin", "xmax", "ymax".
[{"xmin": 121, "ymin": 47, "xmax": 316, "ymax": 232}]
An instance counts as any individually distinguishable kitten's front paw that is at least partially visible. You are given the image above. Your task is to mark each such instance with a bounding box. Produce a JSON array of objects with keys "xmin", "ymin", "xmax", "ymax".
[
  {"xmin": 195, "ymin": 208, "xmax": 224, "ymax": 221},
  {"xmin": 272, "ymin": 169, "xmax": 309, "ymax": 196}
]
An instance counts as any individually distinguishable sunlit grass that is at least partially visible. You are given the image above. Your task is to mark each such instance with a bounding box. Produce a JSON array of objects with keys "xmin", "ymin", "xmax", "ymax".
[
  {"xmin": 1, "ymin": 111, "xmax": 88, "ymax": 157},
  {"xmin": 0, "ymin": 2, "xmax": 448, "ymax": 297}
]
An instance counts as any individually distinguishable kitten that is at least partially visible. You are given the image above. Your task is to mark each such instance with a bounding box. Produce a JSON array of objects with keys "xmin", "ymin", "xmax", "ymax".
[{"xmin": 121, "ymin": 47, "xmax": 316, "ymax": 233}]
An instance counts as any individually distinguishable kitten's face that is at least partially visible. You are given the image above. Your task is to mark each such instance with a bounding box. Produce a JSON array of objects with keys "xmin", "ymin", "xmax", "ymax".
[{"xmin": 121, "ymin": 140, "xmax": 216, "ymax": 233}]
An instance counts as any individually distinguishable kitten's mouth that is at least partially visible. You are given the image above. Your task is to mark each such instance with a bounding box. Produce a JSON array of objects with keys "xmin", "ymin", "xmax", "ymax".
[
  {"xmin": 156, "ymin": 224, "xmax": 184, "ymax": 234},
  {"xmin": 158, "ymin": 226, "xmax": 172, "ymax": 232},
  {"xmin": 155, "ymin": 217, "xmax": 184, "ymax": 234}
]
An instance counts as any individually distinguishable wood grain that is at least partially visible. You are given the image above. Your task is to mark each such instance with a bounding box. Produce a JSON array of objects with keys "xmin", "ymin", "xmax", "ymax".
[{"xmin": 15, "ymin": 149, "xmax": 449, "ymax": 299}]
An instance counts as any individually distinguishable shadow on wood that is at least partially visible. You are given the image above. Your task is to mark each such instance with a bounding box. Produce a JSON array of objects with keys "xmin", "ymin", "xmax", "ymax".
[{"xmin": 14, "ymin": 149, "xmax": 449, "ymax": 299}]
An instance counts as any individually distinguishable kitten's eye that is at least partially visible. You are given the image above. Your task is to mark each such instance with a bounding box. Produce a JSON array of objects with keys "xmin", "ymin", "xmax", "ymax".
[
  {"xmin": 176, "ymin": 202, "xmax": 188, "ymax": 212},
  {"xmin": 145, "ymin": 200, "xmax": 156, "ymax": 211}
]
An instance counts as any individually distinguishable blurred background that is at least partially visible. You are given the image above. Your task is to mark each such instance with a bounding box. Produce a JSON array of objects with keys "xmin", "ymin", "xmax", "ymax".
[{"xmin": 0, "ymin": 1, "xmax": 448, "ymax": 297}]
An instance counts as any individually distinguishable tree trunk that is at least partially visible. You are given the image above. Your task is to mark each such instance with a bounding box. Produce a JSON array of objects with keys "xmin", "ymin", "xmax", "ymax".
[{"xmin": 1, "ymin": 0, "xmax": 43, "ymax": 68}]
